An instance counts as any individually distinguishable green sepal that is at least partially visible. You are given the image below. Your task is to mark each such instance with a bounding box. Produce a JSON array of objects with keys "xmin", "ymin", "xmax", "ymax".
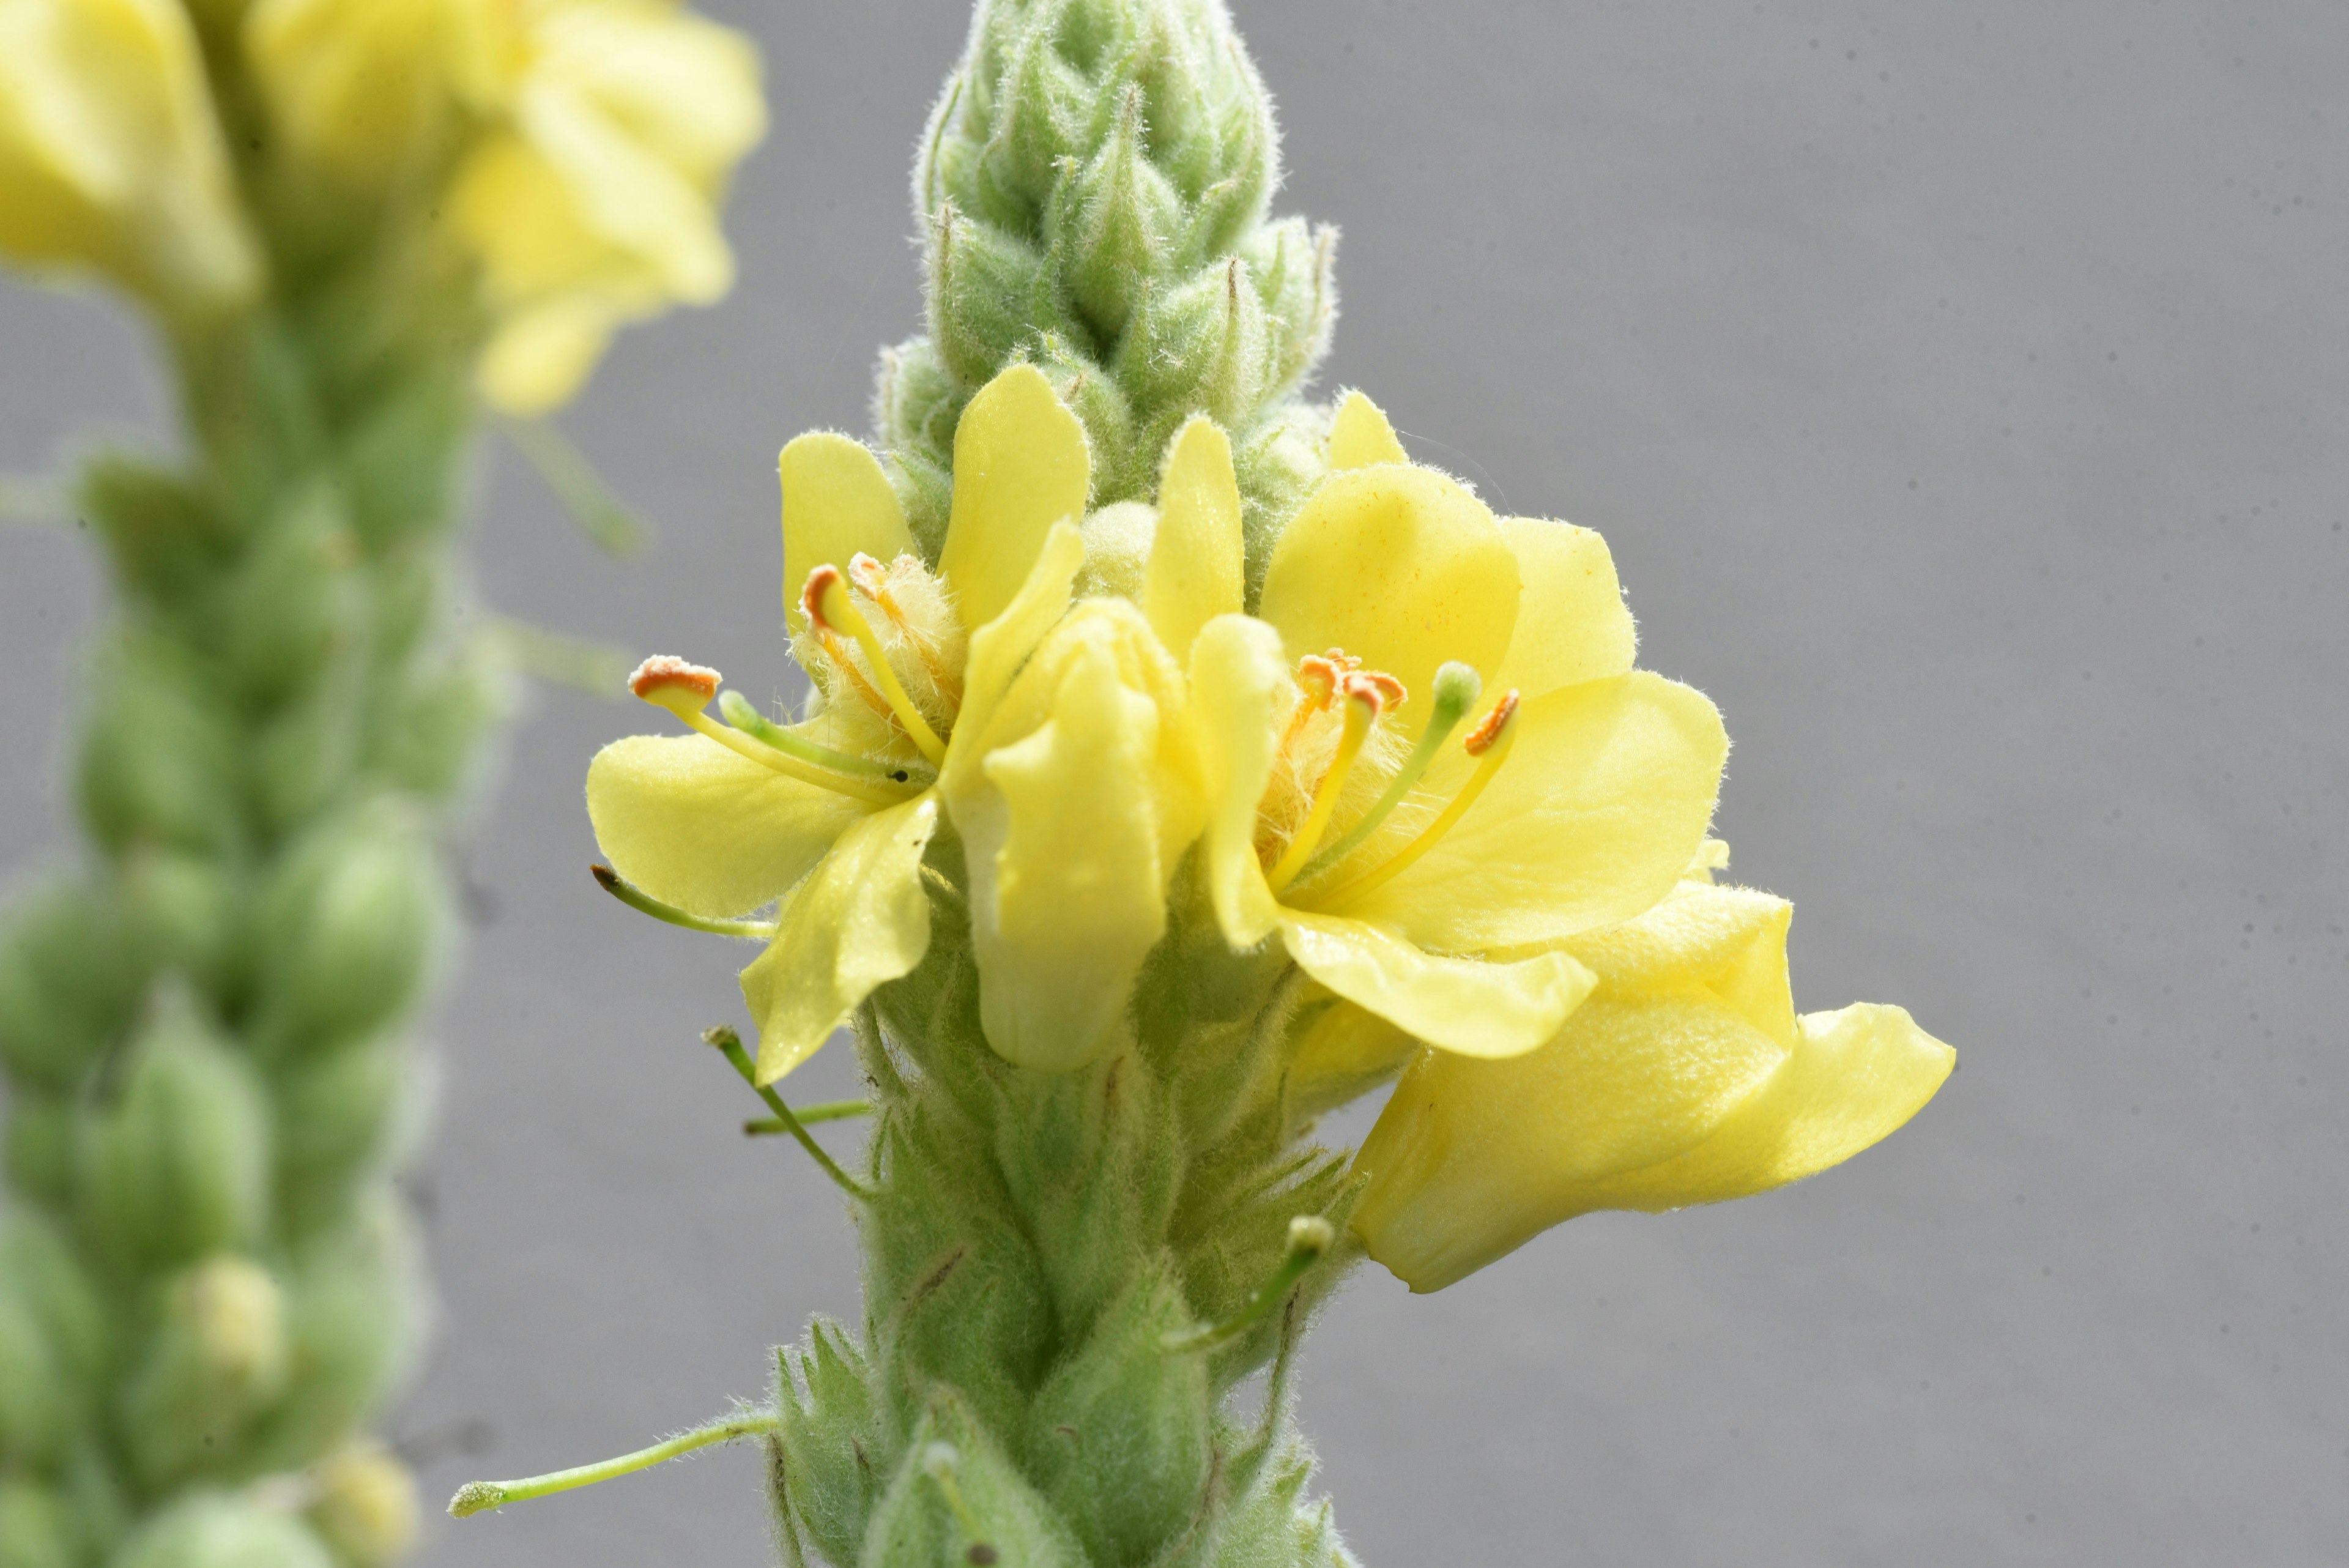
[
  {"xmin": 861, "ymin": 1389, "xmax": 1088, "ymax": 1568},
  {"xmin": 75, "ymin": 997, "xmax": 273, "ymax": 1273},
  {"xmin": 75, "ymin": 455, "xmax": 232, "ymax": 609},
  {"xmin": 1025, "ymin": 1260, "xmax": 1212, "ymax": 1566},
  {"xmin": 773, "ymin": 1318, "xmax": 882, "ymax": 1566}
]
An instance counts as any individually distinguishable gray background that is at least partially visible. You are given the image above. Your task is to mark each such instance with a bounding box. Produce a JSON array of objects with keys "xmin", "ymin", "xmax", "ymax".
[{"xmin": 4, "ymin": 1, "xmax": 2343, "ymax": 1562}]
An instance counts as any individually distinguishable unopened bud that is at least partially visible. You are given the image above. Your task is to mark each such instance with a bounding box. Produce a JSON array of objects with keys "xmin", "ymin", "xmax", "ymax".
[{"xmin": 308, "ymin": 1443, "xmax": 421, "ymax": 1568}]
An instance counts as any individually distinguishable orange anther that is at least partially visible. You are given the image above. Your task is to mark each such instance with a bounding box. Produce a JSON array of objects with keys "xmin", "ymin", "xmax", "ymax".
[
  {"xmin": 800, "ymin": 563, "xmax": 847, "ymax": 631},
  {"xmin": 627, "ymin": 655, "xmax": 721, "ymax": 705},
  {"xmin": 1463, "ymin": 690, "xmax": 1521, "ymax": 756}
]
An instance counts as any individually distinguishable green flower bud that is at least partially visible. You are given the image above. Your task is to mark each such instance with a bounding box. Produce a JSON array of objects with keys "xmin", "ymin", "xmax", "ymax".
[
  {"xmin": 927, "ymin": 201, "xmax": 1066, "ymax": 388},
  {"xmin": 256, "ymin": 804, "xmax": 446, "ymax": 1054},
  {"xmin": 339, "ymin": 374, "xmax": 471, "ymax": 553},
  {"xmin": 4, "ymin": 1093, "xmax": 75, "ymax": 1207},
  {"xmin": 119, "ymin": 1255, "xmax": 292, "ymax": 1485},
  {"xmin": 376, "ymin": 660, "xmax": 508, "ymax": 803},
  {"xmin": 0, "ymin": 880, "xmax": 147, "ymax": 1091},
  {"xmin": 76, "ymin": 455, "xmax": 231, "ymax": 606},
  {"xmin": 113, "ymin": 1494, "xmax": 336, "ymax": 1568},
  {"xmin": 771, "ymin": 1318, "xmax": 879, "ymax": 1566},
  {"xmin": 245, "ymin": 1200, "xmax": 420, "ymax": 1471},
  {"xmin": 252, "ymin": 667, "xmax": 368, "ymax": 834},
  {"xmin": 305, "ymin": 1443, "xmax": 420, "ymax": 1568},
  {"xmin": 123, "ymin": 849, "xmax": 245, "ymax": 997},
  {"xmin": 218, "ymin": 484, "xmax": 363, "ymax": 708},
  {"xmin": 0, "ymin": 1215, "xmax": 110, "ymax": 1396},
  {"xmin": 863, "ymin": 1392, "xmax": 1086, "ymax": 1568},
  {"xmin": 75, "ymin": 632, "xmax": 240, "ymax": 858},
  {"xmin": 76, "ymin": 1000, "xmax": 272, "ymax": 1271},
  {"xmin": 0, "ymin": 1280, "xmax": 75, "ymax": 1468},
  {"xmin": 1066, "ymin": 84, "xmax": 1184, "ymax": 340},
  {"xmin": 1113, "ymin": 255, "xmax": 1269, "ymax": 435},
  {"xmin": 0, "ymin": 1479, "xmax": 75, "ymax": 1568},
  {"xmin": 273, "ymin": 1037, "xmax": 407, "ymax": 1237},
  {"xmin": 1026, "ymin": 1265, "xmax": 1211, "ymax": 1566}
]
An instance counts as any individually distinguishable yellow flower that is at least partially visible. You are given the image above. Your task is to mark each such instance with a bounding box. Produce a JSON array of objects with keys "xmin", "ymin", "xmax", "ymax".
[
  {"xmin": 587, "ymin": 365, "xmax": 1201, "ymax": 1081},
  {"xmin": 0, "ymin": 0, "xmax": 257, "ymax": 311},
  {"xmin": 1349, "ymin": 855, "xmax": 1956, "ymax": 1290},
  {"xmin": 245, "ymin": 0, "xmax": 765, "ymax": 413},
  {"xmin": 447, "ymin": 0, "xmax": 764, "ymax": 413},
  {"xmin": 1185, "ymin": 392, "xmax": 1730, "ymax": 1062}
]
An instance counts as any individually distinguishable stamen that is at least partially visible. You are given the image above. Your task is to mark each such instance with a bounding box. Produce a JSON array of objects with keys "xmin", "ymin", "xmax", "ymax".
[
  {"xmin": 716, "ymin": 689, "xmax": 921, "ymax": 786},
  {"xmin": 1313, "ymin": 689, "xmax": 1521, "ymax": 910},
  {"xmin": 848, "ymin": 552, "xmax": 962, "ymax": 705},
  {"xmin": 1286, "ymin": 661, "xmax": 1482, "ymax": 892},
  {"xmin": 1266, "ymin": 672, "xmax": 1392, "ymax": 894},
  {"xmin": 626, "ymin": 655, "xmax": 911, "ymax": 806},
  {"xmin": 803, "ymin": 565, "xmax": 949, "ymax": 767},
  {"xmin": 1282, "ymin": 652, "xmax": 1356, "ymax": 748},
  {"xmin": 1160, "ymin": 1216, "xmax": 1335, "ymax": 1354},
  {"xmin": 448, "ymin": 1412, "xmax": 780, "ymax": 1520}
]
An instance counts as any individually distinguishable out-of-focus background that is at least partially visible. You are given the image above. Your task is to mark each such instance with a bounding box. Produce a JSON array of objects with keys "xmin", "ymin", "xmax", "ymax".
[{"xmin": 4, "ymin": 1, "xmax": 2343, "ymax": 1562}]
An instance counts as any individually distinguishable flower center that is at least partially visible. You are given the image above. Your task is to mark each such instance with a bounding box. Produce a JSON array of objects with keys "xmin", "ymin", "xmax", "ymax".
[{"xmin": 1255, "ymin": 649, "xmax": 1523, "ymax": 907}]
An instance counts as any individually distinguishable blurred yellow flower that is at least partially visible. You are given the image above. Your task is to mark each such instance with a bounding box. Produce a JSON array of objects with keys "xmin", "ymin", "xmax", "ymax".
[
  {"xmin": 0, "ymin": 0, "xmax": 257, "ymax": 310},
  {"xmin": 247, "ymin": 0, "xmax": 765, "ymax": 412},
  {"xmin": 1349, "ymin": 853, "xmax": 1956, "ymax": 1290},
  {"xmin": 588, "ymin": 365, "xmax": 1201, "ymax": 1080}
]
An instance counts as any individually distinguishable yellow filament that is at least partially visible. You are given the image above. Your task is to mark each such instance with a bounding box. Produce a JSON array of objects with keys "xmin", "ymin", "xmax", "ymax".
[
  {"xmin": 1266, "ymin": 690, "xmax": 1376, "ymax": 894},
  {"xmin": 675, "ymin": 709, "xmax": 911, "ymax": 807},
  {"xmin": 818, "ymin": 579, "xmax": 949, "ymax": 766},
  {"xmin": 1306, "ymin": 723, "xmax": 1517, "ymax": 910}
]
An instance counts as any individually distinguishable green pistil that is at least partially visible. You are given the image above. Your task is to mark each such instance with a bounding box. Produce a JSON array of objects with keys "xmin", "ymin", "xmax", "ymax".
[
  {"xmin": 592, "ymin": 864, "xmax": 777, "ymax": 939},
  {"xmin": 1286, "ymin": 661, "xmax": 1482, "ymax": 891},
  {"xmin": 718, "ymin": 688, "xmax": 927, "ymax": 786}
]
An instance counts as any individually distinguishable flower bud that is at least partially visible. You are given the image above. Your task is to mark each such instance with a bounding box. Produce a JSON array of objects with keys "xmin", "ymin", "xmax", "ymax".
[
  {"xmin": 305, "ymin": 1443, "xmax": 420, "ymax": 1568},
  {"xmin": 114, "ymin": 1494, "xmax": 336, "ymax": 1568},
  {"xmin": 123, "ymin": 848, "xmax": 245, "ymax": 995},
  {"xmin": 120, "ymin": 1255, "xmax": 292, "ymax": 1483},
  {"xmin": 1066, "ymin": 85, "xmax": 1183, "ymax": 341},
  {"xmin": 249, "ymin": 1198, "xmax": 420, "ymax": 1470},
  {"xmin": 926, "ymin": 201, "xmax": 1064, "ymax": 388},
  {"xmin": 0, "ymin": 880, "xmax": 146, "ymax": 1092},
  {"xmin": 773, "ymin": 1319, "xmax": 879, "ymax": 1567},
  {"xmin": 217, "ymin": 483, "xmax": 364, "ymax": 707},
  {"xmin": 0, "ymin": 0, "xmax": 258, "ymax": 311},
  {"xmin": 75, "ymin": 633, "xmax": 240, "ymax": 858},
  {"xmin": 863, "ymin": 1392, "xmax": 1085, "ymax": 1568},
  {"xmin": 1112, "ymin": 255, "xmax": 1270, "ymax": 435},
  {"xmin": 76, "ymin": 1000, "xmax": 272, "ymax": 1271},
  {"xmin": 0, "ymin": 1285, "xmax": 73, "ymax": 1468},
  {"xmin": 943, "ymin": 602, "xmax": 1204, "ymax": 1072},
  {"xmin": 256, "ymin": 803, "xmax": 447, "ymax": 1052},
  {"xmin": 3, "ymin": 1094, "xmax": 75, "ymax": 1207}
]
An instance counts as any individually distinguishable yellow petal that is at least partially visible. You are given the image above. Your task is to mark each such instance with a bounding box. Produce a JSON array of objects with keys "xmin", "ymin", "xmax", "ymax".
[
  {"xmin": 944, "ymin": 520, "xmax": 1088, "ymax": 793},
  {"xmin": 937, "ymin": 365, "xmax": 1091, "ymax": 634},
  {"xmin": 1256, "ymin": 465, "xmax": 1519, "ymax": 732},
  {"xmin": 1569, "ymin": 879, "xmax": 1796, "ymax": 1042},
  {"xmin": 510, "ymin": 78, "xmax": 733, "ymax": 300},
  {"xmin": 584, "ymin": 732, "xmax": 867, "ymax": 918},
  {"xmin": 474, "ymin": 293, "xmax": 616, "ymax": 415},
  {"xmin": 1337, "ymin": 672, "xmax": 1726, "ymax": 951},
  {"xmin": 1351, "ymin": 987, "xmax": 1791, "ymax": 1290},
  {"xmin": 1490, "ymin": 518, "xmax": 1636, "ymax": 699},
  {"xmin": 1325, "ymin": 390, "xmax": 1407, "ymax": 470},
  {"xmin": 1285, "ymin": 995, "xmax": 1419, "ymax": 1126},
  {"xmin": 1187, "ymin": 613, "xmax": 1288, "ymax": 949},
  {"xmin": 955, "ymin": 617, "xmax": 1195, "ymax": 1071},
  {"xmin": 1278, "ymin": 910, "xmax": 1594, "ymax": 1060},
  {"xmin": 1141, "ymin": 417, "xmax": 1245, "ymax": 660},
  {"xmin": 779, "ymin": 432, "xmax": 916, "ymax": 636},
  {"xmin": 1578, "ymin": 1003, "xmax": 1953, "ymax": 1217},
  {"xmin": 739, "ymin": 797, "xmax": 938, "ymax": 1083}
]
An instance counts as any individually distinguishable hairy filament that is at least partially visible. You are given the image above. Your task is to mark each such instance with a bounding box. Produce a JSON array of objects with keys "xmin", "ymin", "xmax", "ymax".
[
  {"xmin": 1266, "ymin": 676, "xmax": 1385, "ymax": 894},
  {"xmin": 1286, "ymin": 661, "xmax": 1482, "ymax": 892},
  {"xmin": 591, "ymin": 864, "xmax": 777, "ymax": 938},
  {"xmin": 1310, "ymin": 690, "xmax": 1522, "ymax": 910},
  {"xmin": 804, "ymin": 564, "xmax": 949, "ymax": 765},
  {"xmin": 447, "ymin": 1412, "xmax": 780, "ymax": 1518}
]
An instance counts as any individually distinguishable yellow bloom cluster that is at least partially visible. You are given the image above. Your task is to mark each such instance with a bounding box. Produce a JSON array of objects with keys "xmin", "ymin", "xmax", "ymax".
[
  {"xmin": 587, "ymin": 367, "xmax": 1953, "ymax": 1289},
  {"xmin": 0, "ymin": 0, "xmax": 258, "ymax": 311},
  {"xmin": 0, "ymin": 0, "xmax": 762, "ymax": 412}
]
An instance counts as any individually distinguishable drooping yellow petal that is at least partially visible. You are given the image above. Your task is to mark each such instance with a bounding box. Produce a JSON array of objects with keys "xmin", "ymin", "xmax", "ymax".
[
  {"xmin": 1188, "ymin": 613, "xmax": 1289, "ymax": 949},
  {"xmin": 1325, "ymin": 390, "xmax": 1407, "ymax": 470},
  {"xmin": 738, "ymin": 796, "xmax": 938, "ymax": 1083},
  {"xmin": 1579, "ymin": 1003, "xmax": 1953, "ymax": 1217},
  {"xmin": 1285, "ymin": 994, "xmax": 1419, "ymax": 1126},
  {"xmin": 1141, "ymin": 417, "xmax": 1245, "ymax": 660},
  {"xmin": 1335, "ymin": 672, "xmax": 1726, "ymax": 951},
  {"xmin": 945, "ymin": 521, "xmax": 1088, "ymax": 792},
  {"xmin": 952, "ymin": 609, "xmax": 1200, "ymax": 1071},
  {"xmin": 1277, "ymin": 910, "xmax": 1594, "ymax": 1061},
  {"xmin": 1489, "ymin": 518, "xmax": 1636, "ymax": 700},
  {"xmin": 1256, "ymin": 465, "xmax": 1520, "ymax": 731},
  {"xmin": 937, "ymin": 364, "xmax": 1091, "ymax": 634},
  {"xmin": 1348, "ymin": 879, "xmax": 1953, "ymax": 1291},
  {"xmin": 779, "ymin": 433, "xmax": 916, "ymax": 636},
  {"xmin": 585, "ymin": 733, "xmax": 868, "ymax": 918},
  {"xmin": 475, "ymin": 293, "xmax": 617, "ymax": 415}
]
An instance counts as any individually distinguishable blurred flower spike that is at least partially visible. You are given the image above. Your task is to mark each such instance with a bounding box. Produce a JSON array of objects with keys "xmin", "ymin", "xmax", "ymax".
[{"xmin": 249, "ymin": 0, "xmax": 768, "ymax": 412}]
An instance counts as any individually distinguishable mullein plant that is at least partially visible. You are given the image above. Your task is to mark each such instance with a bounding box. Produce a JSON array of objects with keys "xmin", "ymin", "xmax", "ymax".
[
  {"xmin": 0, "ymin": 2, "xmax": 762, "ymax": 1565},
  {"xmin": 452, "ymin": 1, "xmax": 1954, "ymax": 1563}
]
